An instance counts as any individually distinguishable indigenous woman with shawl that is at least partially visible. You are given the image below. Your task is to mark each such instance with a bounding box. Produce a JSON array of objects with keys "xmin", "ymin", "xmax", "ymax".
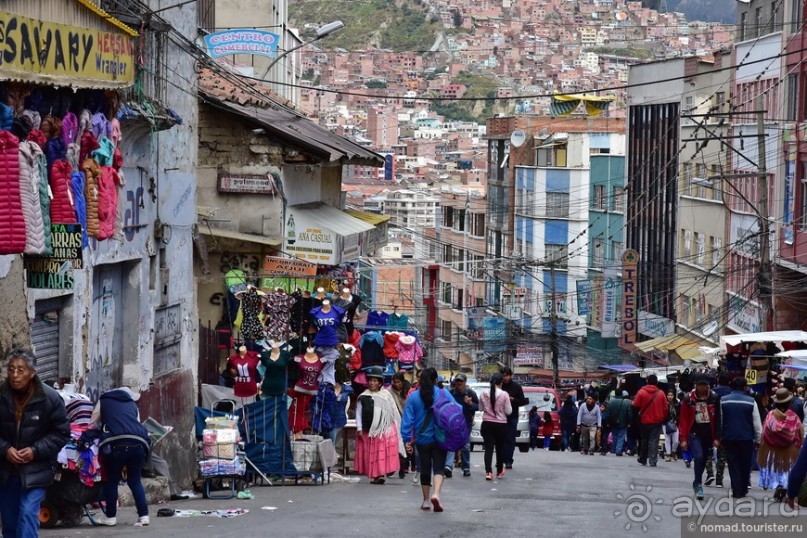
[
  {"xmin": 354, "ymin": 366, "xmax": 403, "ymax": 484},
  {"xmin": 758, "ymin": 388, "xmax": 804, "ymax": 500}
]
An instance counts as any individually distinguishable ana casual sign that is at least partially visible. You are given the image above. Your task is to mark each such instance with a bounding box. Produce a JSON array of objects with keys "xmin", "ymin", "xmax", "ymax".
[{"xmin": 0, "ymin": 11, "xmax": 135, "ymax": 86}]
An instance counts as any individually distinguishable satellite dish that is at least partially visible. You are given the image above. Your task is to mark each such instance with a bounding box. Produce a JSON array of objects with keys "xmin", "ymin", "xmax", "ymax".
[
  {"xmin": 510, "ymin": 130, "xmax": 526, "ymax": 148},
  {"xmin": 702, "ymin": 320, "xmax": 718, "ymax": 336}
]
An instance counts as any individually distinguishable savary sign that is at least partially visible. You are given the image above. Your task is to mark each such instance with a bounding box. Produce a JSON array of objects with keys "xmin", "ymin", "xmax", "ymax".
[{"xmin": 0, "ymin": 12, "xmax": 135, "ymax": 85}]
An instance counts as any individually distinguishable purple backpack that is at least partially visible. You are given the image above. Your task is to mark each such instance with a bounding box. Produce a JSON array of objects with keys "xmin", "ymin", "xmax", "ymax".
[{"xmin": 432, "ymin": 390, "xmax": 469, "ymax": 451}]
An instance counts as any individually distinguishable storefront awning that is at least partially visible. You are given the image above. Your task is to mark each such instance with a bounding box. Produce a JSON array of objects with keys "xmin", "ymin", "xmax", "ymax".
[
  {"xmin": 344, "ymin": 209, "xmax": 391, "ymax": 226},
  {"xmin": 199, "ymin": 226, "xmax": 281, "ymax": 247},
  {"xmin": 720, "ymin": 331, "xmax": 807, "ymax": 351},
  {"xmin": 635, "ymin": 334, "xmax": 705, "ymax": 362},
  {"xmin": 199, "ymin": 90, "xmax": 385, "ymax": 167},
  {"xmin": 285, "ymin": 203, "xmax": 375, "ymax": 265}
]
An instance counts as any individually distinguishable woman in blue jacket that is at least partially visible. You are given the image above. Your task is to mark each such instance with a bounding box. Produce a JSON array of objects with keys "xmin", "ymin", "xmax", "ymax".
[{"xmin": 401, "ymin": 367, "xmax": 454, "ymax": 512}]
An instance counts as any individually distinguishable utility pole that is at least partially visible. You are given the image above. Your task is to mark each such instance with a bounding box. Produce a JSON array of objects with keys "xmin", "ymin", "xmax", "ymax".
[
  {"xmin": 549, "ymin": 261, "xmax": 560, "ymax": 388},
  {"xmin": 756, "ymin": 96, "xmax": 772, "ymax": 327}
]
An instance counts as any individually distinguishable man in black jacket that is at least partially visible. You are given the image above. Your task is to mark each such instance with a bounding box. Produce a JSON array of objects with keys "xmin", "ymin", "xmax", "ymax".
[
  {"xmin": 0, "ymin": 348, "xmax": 70, "ymax": 537},
  {"xmin": 500, "ymin": 367, "xmax": 529, "ymax": 469}
]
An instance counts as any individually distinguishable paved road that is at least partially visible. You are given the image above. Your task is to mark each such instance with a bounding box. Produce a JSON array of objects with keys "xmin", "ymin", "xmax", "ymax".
[{"xmin": 38, "ymin": 449, "xmax": 807, "ymax": 537}]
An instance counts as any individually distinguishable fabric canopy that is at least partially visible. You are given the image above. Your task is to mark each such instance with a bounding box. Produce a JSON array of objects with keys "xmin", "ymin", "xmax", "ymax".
[
  {"xmin": 550, "ymin": 93, "xmax": 615, "ymax": 117},
  {"xmin": 634, "ymin": 334, "xmax": 705, "ymax": 362},
  {"xmin": 597, "ymin": 364, "xmax": 638, "ymax": 372},
  {"xmin": 721, "ymin": 331, "xmax": 807, "ymax": 351}
]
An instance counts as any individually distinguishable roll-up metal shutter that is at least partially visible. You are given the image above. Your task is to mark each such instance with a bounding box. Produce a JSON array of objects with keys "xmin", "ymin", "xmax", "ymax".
[{"xmin": 31, "ymin": 298, "xmax": 63, "ymax": 383}]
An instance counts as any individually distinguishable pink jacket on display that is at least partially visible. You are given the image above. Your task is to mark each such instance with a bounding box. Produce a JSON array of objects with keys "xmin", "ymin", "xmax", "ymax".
[
  {"xmin": 97, "ymin": 165, "xmax": 121, "ymax": 239},
  {"xmin": 395, "ymin": 335, "xmax": 423, "ymax": 366},
  {"xmin": 0, "ymin": 131, "xmax": 26, "ymax": 254},
  {"xmin": 49, "ymin": 159, "xmax": 78, "ymax": 224}
]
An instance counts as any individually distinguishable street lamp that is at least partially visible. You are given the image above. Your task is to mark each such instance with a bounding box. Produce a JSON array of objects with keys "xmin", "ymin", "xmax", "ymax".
[{"xmin": 260, "ymin": 20, "xmax": 345, "ymax": 79}]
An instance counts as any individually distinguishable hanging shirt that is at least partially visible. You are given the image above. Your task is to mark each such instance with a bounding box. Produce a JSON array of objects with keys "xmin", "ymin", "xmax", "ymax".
[
  {"xmin": 310, "ymin": 304, "xmax": 345, "ymax": 347},
  {"xmin": 263, "ymin": 290, "xmax": 296, "ymax": 342},
  {"xmin": 260, "ymin": 348, "xmax": 292, "ymax": 396},
  {"xmin": 388, "ymin": 313, "xmax": 409, "ymax": 328},
  {"xmin": 294, "ymin": 354, "xmax": 325, "ymax": 395},
  {"xmin": 227, "ymin": 351, "xmax": 260, "ymax": 398},
  {"xmin": 366, "ymin": 310, "xmax": 389, "ymax": 328}
]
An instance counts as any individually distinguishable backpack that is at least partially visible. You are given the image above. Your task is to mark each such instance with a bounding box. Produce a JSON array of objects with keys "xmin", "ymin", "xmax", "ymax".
[{"xmin": 431, "ymin": 390, "xmax": 469, "ymax": 451}]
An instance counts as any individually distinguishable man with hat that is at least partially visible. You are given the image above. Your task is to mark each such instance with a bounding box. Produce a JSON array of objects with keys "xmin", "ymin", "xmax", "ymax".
[
  {"xmin": 444, "ymin": 374, "xmax": 478, "ymax": 477},
  {"xmin": 718, "ymin": 376, "xmax": 761, "ymax": 499},
  {"xmin": 678, "ymin": 375, "xmax": 720, "ymax": 499}
]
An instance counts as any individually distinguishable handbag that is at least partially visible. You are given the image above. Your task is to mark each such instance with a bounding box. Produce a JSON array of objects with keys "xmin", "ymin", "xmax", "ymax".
[{"xmin": 664, "ymin": 420, "xmax": 678, "ymax": 435}]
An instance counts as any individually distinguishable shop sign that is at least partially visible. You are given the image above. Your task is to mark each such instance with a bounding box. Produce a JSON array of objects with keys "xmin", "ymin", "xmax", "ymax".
[
  {"xmin": 483, "ymin": 317, "xmax": 507, "ymax": 354},
  {"xmin": 619, "ymin": 249, "xmax": 638, "ymax": 349},
  {"xmin": 514, "ymin": 344, "xmax": 544, "ymax": 366},
  {"xmin": 601, "ymin": 265, "xmax": 621, "ymax": 337},
  {"xmin": 203, "ymin": 30, "xmax": 278, "ymax": 59},
  {"xmin": 217, "ymin": 174, "xmax": 277, "ymax": 194},
  {"xmin": 284, "ymin": 208, "xmax": 337, "ymax": 264},
  {"xmin": 576, "ymin": 279, "xmax": 592, "ymax": 316},
  {"xmin": 638, "ymin": 311, "xmax": 675, "ymax": 338},
  {"xmin": 262, "ymin": 255, "xmax": 317, "ymax": 277},
  {"xmin": 24, "ymin": 224, "xmax": 83, "ymax": 289},
  {"xmin": 727, "ymin": 294, "xmax": 762, "ymax": 334},
  {"xmin": 0, "ymin": 12, "xmax": 135, "ymax": 85},
  {"xmin": 784, "ymin": 144, "xmax": 796, "ymax": 245}
]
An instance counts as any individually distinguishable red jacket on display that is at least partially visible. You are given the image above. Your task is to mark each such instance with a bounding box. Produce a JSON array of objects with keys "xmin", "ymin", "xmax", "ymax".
[
  {"xmin": 49, "ymin": 159, "xmax": 78, "ymax": 224},
  {"xmin": 631, "ymin": 385, "xmax": 669, "ymax": 426},
  {"xmin": 382, "ymin": 332, "xmax": 401, "ymax": 359},
  {"xmin": 0, "ymin": 131, "xmax": 26, "ymax": 254},
  {"xmin": 97, "ymin": 165, "xmax": 121, "ymax": 240}
]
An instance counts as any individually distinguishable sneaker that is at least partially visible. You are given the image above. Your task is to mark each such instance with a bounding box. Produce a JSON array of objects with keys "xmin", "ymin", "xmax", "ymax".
[
  {"xmin": 705, "ymin": 476, "xmax": 715, "ymax": 486},
  {"xmin": 685, "ymin": 460, "xmax": 692, "ymax": 468},
  {"xmin": 444, "ymin": 468, "xmax": 452, "ymax": 478},
  {"xmin": 485, "ymin": 472, "xmax": 493, "ymax": 481},
  {"xmin": 95, "ymin": 515, "xmax": 117, "ymax": 526},
  {"xmin": 505, "ymin": 464, "xmax": 513, "ymax": 469},
  {"xmin": 497, "ymin": 470, "xmax": 506, "ymax": 479},
  {"xmin": 715, "ymin": 481, "xmax": 723, "ymax": 488},
  {"xmin": 135, "ymin": 516, "xmax": 150, "ymax": 527},
  {"xmin": 412, "ymin": 474, "xmax": 420, "ymax": 485},
  {"xmin": 463, "ymin": 470, "xmax": 471, "ymax": 477},
  {"xmin": 695, "ymin": 486, "xmax": 704, "ymax": 500}
]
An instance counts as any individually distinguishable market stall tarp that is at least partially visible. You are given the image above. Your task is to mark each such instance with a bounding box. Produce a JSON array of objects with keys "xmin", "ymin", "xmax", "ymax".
[
  {"xmin": 240, "ymin": 397, "xmax": 295, "ymax": 475},
  {"xmin": 634, "ymin": 334, "xmax": 705, "ymax": 361},
  {"xmin": 720, "ymin": 331, "xmax": 807, "ymax": 351}
]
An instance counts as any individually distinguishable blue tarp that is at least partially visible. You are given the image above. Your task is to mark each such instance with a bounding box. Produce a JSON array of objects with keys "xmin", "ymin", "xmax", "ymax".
[{"xmin": 597, "ymin": 364, "xmax": 637, "ymax": 372}]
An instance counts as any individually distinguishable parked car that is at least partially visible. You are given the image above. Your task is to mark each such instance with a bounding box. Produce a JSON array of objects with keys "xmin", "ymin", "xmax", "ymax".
[{"xmin": 469, "ymin": 385, "xmax": 563, "ymax": 452}]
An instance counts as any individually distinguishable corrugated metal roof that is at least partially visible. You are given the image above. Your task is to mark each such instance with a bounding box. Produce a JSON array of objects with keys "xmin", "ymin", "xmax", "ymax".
[
  {"xmin": 344, "ymin": 209, "xmax": 391, "ymax": 226},
  {"xmin": 199, "ymin": 86, "xmax": 384, "ymax": 167},
  {"xmin": 199, "ymin": 226, "xmax": 281, "ymax": 246},
  {"xmin": 291, "ymin": 203, "xmax": 375, "ymax": 236}
]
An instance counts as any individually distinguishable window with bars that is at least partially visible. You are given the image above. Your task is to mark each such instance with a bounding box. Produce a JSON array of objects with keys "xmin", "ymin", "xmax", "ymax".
[
  {"xmin": 682, "ymin": 229, "xmax": 692, "ymax": 258},
  {"xmin": 440, "ymin": 282, "xmax": 451, "ymax": 304},
  {"xmin": 593, "ymin": 185, "xmax": 606, "ymax": 210},
  {"xmin": 470, "ymin": 213, "xmax": 485, "ymax": 237},
  {"xmin": 443, "ymin": 206, "xmax": 454, "ymax": 228},
  {"xmin": 613, "ymin": 187, "xmax": 625, "ymax": 211},
  {"xmin": 592, "ymin": 239, "xmax": 604, "ymax": 268},
  {"xmin": 695, "ymin": 233, "xmax": 705, "ymax": 266},
  {"xmin": 711, "ymin": 236, "xmax": 722, "ymax": 269},
  {"xmin": 440, "ymin": 319, "xmax": 453, "ymax": 341}
]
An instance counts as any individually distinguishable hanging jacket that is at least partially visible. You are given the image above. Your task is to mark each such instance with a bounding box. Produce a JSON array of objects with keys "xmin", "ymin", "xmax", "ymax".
[
  {"xmin": 367, "ymin": 310, "xmax": 389, "ymax": 328},
  {"xmin": 93, "ymin": 136, "xmax": 115, "ymax": 166},
  {"xmin": 22, "ymin": 109, "xmax": 41, "ymax": 130},
  {"xmin": 0, "ymin": 131, "xmax": 26, "ymax": 255},
  {"xmin": 359, "ymin": 331, "xmax": 385, "ymax": 368},
  {"xmin": 79, "ymin": 131, "xmax": 100, "ymax": 164},
  {"xmin": 311, "ymin": 383, "xmax": 353, "ymax": 433},
  {"xmin": 97, "ymin": 165, "xmax": 121, "ymax": 239},
  {"xmin": 82, "ymin": 158, "xmax": 101, "ymax": 238},
  {"xmin": 45, "ymin": 137, "xmax": 66, "ymax": 171},
  {"xmin": 27, "ymin": 129, "xmax": 46, "ymax": 150},
  {"xmin": 110, "ymin": 118, "xmax": 122, "ymax": 145},
  {"xmin": 383, "ymin": 332, "xmax": 401, "ymax": 359},
  {"xmin": 395, "ymin": 336, "xmax": 422, "ymax": 366},
  {"xmin": 49, "ymin": 160, "xmax": 77, "ymax": 224},
  {"xmin": 91, "ymin": 112, "xmax": 112, "ymax": 141},
  {"xmin": 40, "ymin": 114, "xmax": 61, "ymax": 140},
  {"xmin": 61, "ymin": 112, "xmax": 79, "ymax": 146},
  {"xmin": 65, "ymin": 142, "xmax": 80, "ymax": 171},
  {"xmin": 70, "ymin": 171, "xmax": 88, "ymax": 247},
  {"xmin": 348, "ymin": 329, "xmax": 362, "ymax": 370},
  {"xmin": 19, "ymin": 141, "xmax": 47, "ymax": 254},
  {"xmin": 32, "ymin": 141, "xmax": 52, "ymax": 254}
]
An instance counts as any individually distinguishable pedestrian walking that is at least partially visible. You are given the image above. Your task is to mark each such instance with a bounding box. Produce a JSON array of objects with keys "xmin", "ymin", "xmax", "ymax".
[
  {"xmin": 0, "ymin": 349, "xmax": 70, "ymax": 537},
  {"xmin": 400, "ymin": 368, "xmax": 454, "ymax": 511},
  {"xmin": 92, "ymin": 386, "xmax": 152, "ymax": 527},
  {"xmin": 576, "ymin": 395, "xmax": 601, "ymax": 455},
  {"xmin": 678, "ymin": 375, "xmax": 720, "ymax": 500},
  {"xmin": 559, "ymin": 395, "xmax": 577, "ymax": 452},
  {"xmin": 607, "ymin": 390, "xmax": 632, "ymax": 456},
  {"xmin": 500, "ymin": 367, "xmax": 528, "ymax": 470},
  {"xmin": 664, "ymin": 390, "xmax": 680, "ymax": 462},
  {"xmin": 528, "ymin": 406, "xmax": 541, "ymax": 451},
  {"xmin": 444, "ymin": 373, "xmax": 478, "ymax": 477},
  {"xmin": 390, "ymin": 372, "xmax": 414, "ymax": 478},
  {"xmin": 718, "ymin": 376, "xmax": 762, "ymax": 499},
  {"xmin": 354, "ymin": 366, "xmax": 402, "ymax": 484},
  {"xmin": 757, "ymin": 388, "xmax": 803, "ymax": 501},
  {"xmin": 478, "ymin": 373, "xmax": 512, "ymax": 480},
  {"xmin": 632, "ymin": 374, "xmax": 668, "ymax": 467},
  {"xmin": 598, "ymin": 402, "xmax": 610, "ymax": 455}
]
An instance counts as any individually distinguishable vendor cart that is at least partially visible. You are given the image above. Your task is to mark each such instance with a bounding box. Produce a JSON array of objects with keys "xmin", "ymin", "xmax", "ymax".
[{"xmin": 199, "ymin": 412, "xmax": 246, "ymax": 499}]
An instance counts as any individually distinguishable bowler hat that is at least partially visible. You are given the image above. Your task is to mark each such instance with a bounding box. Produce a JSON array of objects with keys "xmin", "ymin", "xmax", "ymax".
[
  {"xmin": 772, "ymin": 387, "xmax": 793, "ymax": 405},
  {"xmin": 365, "ymin": 366, "xmax": 385, "ymax": 380}
]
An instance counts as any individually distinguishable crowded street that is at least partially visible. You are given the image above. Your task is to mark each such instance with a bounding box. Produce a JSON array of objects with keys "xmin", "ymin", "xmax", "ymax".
[{"xmin": 37, "ymin": 447, "xmax": 807, "ymax": 538}]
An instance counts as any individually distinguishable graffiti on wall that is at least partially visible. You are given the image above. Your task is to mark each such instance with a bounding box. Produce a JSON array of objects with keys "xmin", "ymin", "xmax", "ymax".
[
  {"xmin": 86, "ymin": 277, "xmax": 119, "ymax": 402},
  {"xmin": 124, "ymin": 186, "xmax": 144, "ymax": 242}
]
